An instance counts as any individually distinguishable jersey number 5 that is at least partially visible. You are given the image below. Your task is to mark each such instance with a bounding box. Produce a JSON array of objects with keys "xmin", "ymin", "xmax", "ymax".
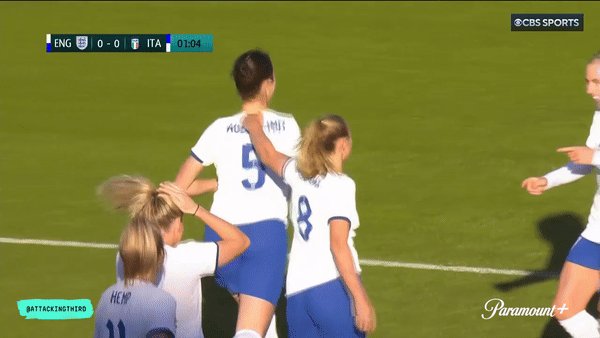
[
  {"xmin": 241, "ymin": 143, "xmax": 266, "ymax": 190},
  {"xmin": 297, "ymin": 195, "xmax": 313, "ymax": 241}
]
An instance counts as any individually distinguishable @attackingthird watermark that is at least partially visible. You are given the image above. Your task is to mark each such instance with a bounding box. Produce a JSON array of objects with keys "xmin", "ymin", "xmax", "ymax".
[{"xmin": 482, "ymin": 298, "xmax": 568, "ymax": 320}]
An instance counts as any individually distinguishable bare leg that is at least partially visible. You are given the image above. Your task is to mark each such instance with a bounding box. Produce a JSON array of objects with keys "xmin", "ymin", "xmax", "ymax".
[
  {"xmin": 553, "ymin": 262, "xmax": 600, "ymax": 320},
  {"xmin": 235, "ymin": 294, "xmax": 275, "ymax": 337},
  {"xmin": 553, "ymin": 262, "xmax": 600, "ymax": 337}
]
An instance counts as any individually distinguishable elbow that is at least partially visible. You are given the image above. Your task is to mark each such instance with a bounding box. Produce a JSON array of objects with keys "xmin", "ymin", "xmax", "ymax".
[{"xmin": 240, "ymin": 235, "xmax": 251, "ymax": 253}]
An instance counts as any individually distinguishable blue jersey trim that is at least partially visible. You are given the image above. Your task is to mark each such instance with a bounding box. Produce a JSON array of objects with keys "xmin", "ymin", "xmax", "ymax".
[
  {"xmin": 190, "ymin": 151, "xmax": 204, "ymax": 164},
  {"xmin": 328, "ymin": 216, "xmax": 351, "ymax": 226}
]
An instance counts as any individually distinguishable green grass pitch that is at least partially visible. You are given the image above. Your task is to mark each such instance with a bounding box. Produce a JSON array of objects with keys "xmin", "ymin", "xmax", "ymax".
[{"xmin": 2, "ymin": 1, "xmax": 600, "ymax": 337}]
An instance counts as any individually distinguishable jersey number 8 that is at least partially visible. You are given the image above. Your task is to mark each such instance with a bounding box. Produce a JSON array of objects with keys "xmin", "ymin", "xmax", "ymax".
[{"xmin": 297, "ymin": 195, "xmax": 313, "ymax": 241}]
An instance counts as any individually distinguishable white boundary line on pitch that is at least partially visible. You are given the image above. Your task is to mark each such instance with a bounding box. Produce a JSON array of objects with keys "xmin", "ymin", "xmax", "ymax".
[{"xmin": 0, "ymin": 237, "xmax": 555, "ymax": 277}]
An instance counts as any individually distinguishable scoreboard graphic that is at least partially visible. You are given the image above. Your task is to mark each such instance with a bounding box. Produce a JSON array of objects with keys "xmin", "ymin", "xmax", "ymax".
[{"xmin": 46, "ymin": 34, "xmax": 213, "ymax": 53}]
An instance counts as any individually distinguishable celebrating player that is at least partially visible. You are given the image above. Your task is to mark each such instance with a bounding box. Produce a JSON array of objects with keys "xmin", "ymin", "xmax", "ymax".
[
  {"xmin": 94, "ymin": 218, "xmax": 176, "ymax": 338},
  {"xmin": 522, "ymin": 53, "xmax": 600, "ymax": 338},
  {"xmin": 242, "ymin": 113, "xmax": 376, "ymax": 337},
  {"xmin": 174, "ymin": 49, "xmax": 300, "ymax": 338},
  {"xmin": 98, "ymin": 175, "xmax": 250, "ymax": 338}
]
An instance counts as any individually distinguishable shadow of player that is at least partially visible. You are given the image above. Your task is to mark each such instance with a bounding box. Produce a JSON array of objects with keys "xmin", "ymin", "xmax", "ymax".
[
  {"xmin": 494, "ymin": 213, "xmax": 584, "ymax": 292},
  {"xmin": 491, "ymin": 213, "xmax": 598, "ymax": 337}
]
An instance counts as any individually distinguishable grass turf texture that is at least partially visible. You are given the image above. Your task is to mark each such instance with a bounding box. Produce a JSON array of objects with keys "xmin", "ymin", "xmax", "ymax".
[{"xmin": 2, "ymin": 1, "xmax": 600, "ymax": 337}]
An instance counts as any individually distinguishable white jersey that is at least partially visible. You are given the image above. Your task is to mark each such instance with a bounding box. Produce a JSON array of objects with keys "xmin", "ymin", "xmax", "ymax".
[
  {"xmin": 117, "ymin": 240, "xmax": 218, "ymax": 338},
  {"xmin": 191, "ymin": 110, "xmax": 300, "ymax": 225},
  {"xmin": 94, "ymin": 280, "xmax": 176, "ymax": 338},
  {"xmin": 282, "ymin": 159, "xmax": 361, "ymax": 295},
  {"xmin": 544, "ymin": 110, "xmax": 600, "ymax": 242}
]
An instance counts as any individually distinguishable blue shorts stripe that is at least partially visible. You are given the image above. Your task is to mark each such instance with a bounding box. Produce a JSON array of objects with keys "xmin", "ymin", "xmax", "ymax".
[{"xmin": 566, "ymin": 236, "xmax": 600, "ymax": 270}]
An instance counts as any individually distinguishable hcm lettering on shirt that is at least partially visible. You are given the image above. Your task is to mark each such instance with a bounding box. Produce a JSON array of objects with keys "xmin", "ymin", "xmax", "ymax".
[{"xmin": 226, "ymin": 120, "xmax": 287, "ymax": 134}]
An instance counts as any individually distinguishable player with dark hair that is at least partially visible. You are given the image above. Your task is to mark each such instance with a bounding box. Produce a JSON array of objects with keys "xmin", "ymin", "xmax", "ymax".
[{"xmin": 175, "ymin": 49, "xmax": 301, "ymax": 338}]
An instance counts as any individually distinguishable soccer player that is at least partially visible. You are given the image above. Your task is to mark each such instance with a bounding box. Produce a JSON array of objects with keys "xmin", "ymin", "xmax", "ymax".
[
  {"xmin": 98, "ymin": 176, "xmax": 250, "ymax": 338},
  {"xmin": 175, "ymin": 50, "xmax": 301, "ymax": 338},
  {"xmin": 242, "ymin": 113, "xmax": 376, "ymax": 337},
  {"xmin": 522, "ymin": 53, "xmax": 600, "ymax": 338},
  {"xmin": 94, "ymin": 218, "xmax": 176, "ymax": 338}
]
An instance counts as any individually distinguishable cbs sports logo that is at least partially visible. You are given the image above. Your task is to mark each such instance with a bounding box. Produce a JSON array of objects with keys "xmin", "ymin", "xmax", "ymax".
[{"xmin": 511, "ymin": 14, "xmax": 583, "ymax": 31}]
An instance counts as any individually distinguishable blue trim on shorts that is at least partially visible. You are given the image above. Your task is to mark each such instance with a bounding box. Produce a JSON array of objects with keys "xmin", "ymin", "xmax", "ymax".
[
  {"xmin": 566, "ymin": 236, "xmax": 600, "ymax": 270},
  {"xmin": 204, "ymin": 219, "xmax": 287, "ymax": 305}
]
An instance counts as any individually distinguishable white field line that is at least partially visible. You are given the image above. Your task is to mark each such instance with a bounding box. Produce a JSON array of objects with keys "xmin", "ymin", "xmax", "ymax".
[{"xmin": 0, "ymin": 237, "xmax": 556, "ymax": 277}]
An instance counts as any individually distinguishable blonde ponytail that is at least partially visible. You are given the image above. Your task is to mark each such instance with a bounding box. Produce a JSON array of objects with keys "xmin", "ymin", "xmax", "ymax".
[
  {"xmin": 296, "ymin": 115, "xmax": 350, "ymax": 179},
  {"xmin": 98, "ymin": 175, "xmax": 183, "ymax": 231}
]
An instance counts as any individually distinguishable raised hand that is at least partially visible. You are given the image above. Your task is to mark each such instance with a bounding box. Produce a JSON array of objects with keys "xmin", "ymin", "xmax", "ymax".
[
  {"xmin": 157, "ymin": 181, "xmax": 200, "ymax": 215},
  {"xmin": 557, "ymin": 146, "xmax": 596, "ymax": 165}
]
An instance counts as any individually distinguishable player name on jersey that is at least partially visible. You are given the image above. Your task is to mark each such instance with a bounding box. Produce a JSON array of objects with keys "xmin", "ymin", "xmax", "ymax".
[
  {"xmin": 110, "ymin": 290, "xmax": 132, "ymax": 305},
  {"xmin": 226, "ymin": 120, "xmax": 287, "ymax": 134}
]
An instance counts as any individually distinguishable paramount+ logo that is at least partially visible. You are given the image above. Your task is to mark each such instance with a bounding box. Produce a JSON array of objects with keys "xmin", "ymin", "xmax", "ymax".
[{"xmin": 511, "ymin": 14, "xmax": 583, "ymax": 31}]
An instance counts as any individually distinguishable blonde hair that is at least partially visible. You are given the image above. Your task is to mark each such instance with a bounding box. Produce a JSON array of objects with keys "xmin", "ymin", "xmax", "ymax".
[
  {"xmin": 98, "ymin": 175, "xmax": 184, "ymax": 285},
  {"xmin": 118, "ymin": 218, "xmax": 164, "ymax": 285},
  {"xmin": 97, "ymin": 175, "xmax": 183, "ymax": 231},
  {"xmin": 296, "ymin": 114, "xmax": 350, "ymax": 179}
]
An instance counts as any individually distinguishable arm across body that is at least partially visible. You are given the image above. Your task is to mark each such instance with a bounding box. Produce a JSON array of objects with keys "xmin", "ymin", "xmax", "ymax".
[{"xmin": 242, "ymin": 113, "xmax": 290, "ymax": 177}]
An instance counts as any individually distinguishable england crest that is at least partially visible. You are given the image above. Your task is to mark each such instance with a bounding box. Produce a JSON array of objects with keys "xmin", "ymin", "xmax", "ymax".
[
  {"xmin": 76, "ymin": 36, "xmax": 88, "ymax": 50},
  {"xmin": 131, "ymin": 38, "xmax": 139, "ymax": 50}
]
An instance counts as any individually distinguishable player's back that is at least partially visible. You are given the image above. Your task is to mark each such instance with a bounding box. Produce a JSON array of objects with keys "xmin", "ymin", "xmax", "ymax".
[
  {"xmin": 282, "ymin": 159, "xmax": 362, "ymax": 295},
  {"xmin": 94, "ymin": 280, "xmax": 176, "ymax": 338},
  {"xmin": 191, "ymin": 109, "xmax": 300, "ymax": 224}
]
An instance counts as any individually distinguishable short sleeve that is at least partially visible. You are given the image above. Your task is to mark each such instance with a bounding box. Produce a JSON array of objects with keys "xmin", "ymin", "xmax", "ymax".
[
  {"xmin": 147, "ymin": 293, "xmax": 177, "ymax": 337},
  {"xmin": 174, "ymin": 241, "xmax": 219, "ymax": 277},
  {"xmin": 191, "ymin": 119, "xmax": 220, "ymax": 166},
  {"xmin": 276, "ymin": 117, "xmax": 301, "ymax": 157},
  {"xmin": 282, "ymin": 158, "xmax": 297, "ymax": 185},
  {"xmin": 327, "ymin": 178, "xmax": 360, "ymax": 228}
]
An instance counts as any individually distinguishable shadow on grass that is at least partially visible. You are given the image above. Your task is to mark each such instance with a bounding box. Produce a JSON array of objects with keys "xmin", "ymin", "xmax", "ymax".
[{"xmin": 491, "ymin": 213, "xmax": 599, "ymax": 337}]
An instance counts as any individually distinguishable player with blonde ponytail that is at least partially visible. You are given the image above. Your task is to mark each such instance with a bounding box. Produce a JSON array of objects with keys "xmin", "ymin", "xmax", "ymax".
[
  {"xmin": 94, "ymin": 209, "xmax": 177, "ymax": 337},
  {"xmin": 97, "ymin": 175, "xmax": 250, "ymax": 338},
  {"xmin": 242, "ymin": 113, "xmax": 376, "ymax": 337}
]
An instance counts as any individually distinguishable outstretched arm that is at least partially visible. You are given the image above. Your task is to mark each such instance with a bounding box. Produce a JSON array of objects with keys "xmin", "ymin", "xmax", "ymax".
[{"xmin": 242, "ymin": 114, "xmax": 290, "ymax": 177}]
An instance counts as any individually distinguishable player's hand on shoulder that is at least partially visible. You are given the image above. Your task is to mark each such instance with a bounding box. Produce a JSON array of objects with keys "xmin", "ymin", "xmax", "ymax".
[
  {"xmin": 521, "ymin": 177, "xmax": 548, "ymax": 195},
  {"xmin": 157, "ymin": 181, "xmax": 200, "ymax": 214},
  {"xmin": 557, "ymin": 146, "xmax": 596, "ymax": 165}
]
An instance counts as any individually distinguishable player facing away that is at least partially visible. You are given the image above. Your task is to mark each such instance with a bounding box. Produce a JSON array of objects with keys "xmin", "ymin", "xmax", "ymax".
[
  {"xmin": 522, "ymin": 54, "xmax": 600, "ymax": 338},
  {"xmin": 242, "ymin": 113, "xmax": 376, "ymax": 337},
  {"xmin": 94, "ymin": 218, "xmax": 176, "ymax": 338},
  {"xmin": 98, "ymin": 176, "xmax": 250, "ymax": 338},
  {"xmin": 175, "ymin": 49, "xmax": 301, "ymax": 338}
]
